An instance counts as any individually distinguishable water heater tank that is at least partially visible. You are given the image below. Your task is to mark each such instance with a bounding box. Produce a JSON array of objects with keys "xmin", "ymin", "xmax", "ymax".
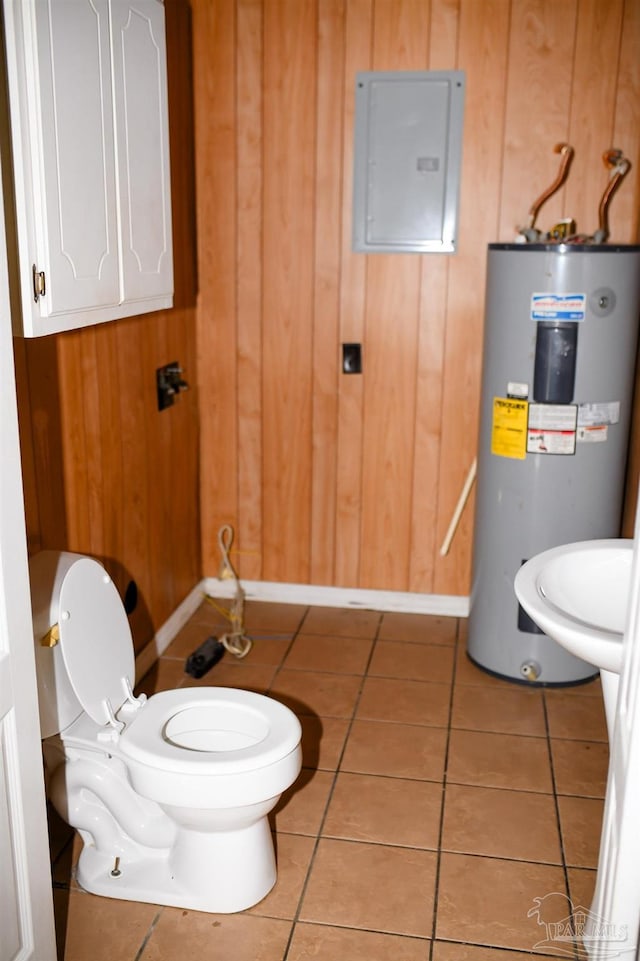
[{"xmin": 468, "ymin": 243, "xmax": 640, "ymax": 685}]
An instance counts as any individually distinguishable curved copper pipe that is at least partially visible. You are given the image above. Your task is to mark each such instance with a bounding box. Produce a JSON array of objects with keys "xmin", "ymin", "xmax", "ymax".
[
  {"xmin": 527, "ymin": 143, "xmax": 575, "ymax": 230},
  {"xmin": 596, "ymin": 149, "xmax": 631, "ymax": 243}
]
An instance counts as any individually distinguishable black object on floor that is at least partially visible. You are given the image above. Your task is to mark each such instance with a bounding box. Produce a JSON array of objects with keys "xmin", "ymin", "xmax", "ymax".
[{"xmin": 184, "ymin": 636, "xmax": 226, "ymax": 678}]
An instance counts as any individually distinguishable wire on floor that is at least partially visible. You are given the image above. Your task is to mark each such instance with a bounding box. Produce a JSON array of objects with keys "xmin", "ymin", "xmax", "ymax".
[{"xmin": 204, "ymin": 525, "xmax": 253, "ymax": 659}]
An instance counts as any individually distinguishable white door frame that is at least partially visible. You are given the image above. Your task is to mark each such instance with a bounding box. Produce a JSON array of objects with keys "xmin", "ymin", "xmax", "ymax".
[{"xmin": 0, "ymin": 141, "xmax": 57, "ymax": 957}]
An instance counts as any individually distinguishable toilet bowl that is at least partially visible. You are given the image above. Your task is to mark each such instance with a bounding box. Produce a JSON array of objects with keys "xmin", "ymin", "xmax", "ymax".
[{"xmin": 30, "ymin": 551, "xmax": 302, "ymax": 913}]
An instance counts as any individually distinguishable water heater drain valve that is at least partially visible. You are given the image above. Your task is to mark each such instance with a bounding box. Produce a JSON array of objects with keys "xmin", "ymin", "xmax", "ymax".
[{"xmin": 520, "ymin": 660, "xmax": 541, "ymax": 682}]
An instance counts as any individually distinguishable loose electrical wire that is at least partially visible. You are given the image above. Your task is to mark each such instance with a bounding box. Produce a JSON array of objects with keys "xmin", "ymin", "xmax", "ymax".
[{"xmin": 204, "ymin": 525, "xmax": 253, "ymax": 659}]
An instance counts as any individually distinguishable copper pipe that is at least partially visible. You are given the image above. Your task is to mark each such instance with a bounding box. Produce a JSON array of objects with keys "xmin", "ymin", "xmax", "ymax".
[
  {"xmin": 595, "ymin": 149, "xmax": 631, "ymax": 243},
  {"xmin": 526, "ymin": 143, "xmax": 575, "ymax": 231}
]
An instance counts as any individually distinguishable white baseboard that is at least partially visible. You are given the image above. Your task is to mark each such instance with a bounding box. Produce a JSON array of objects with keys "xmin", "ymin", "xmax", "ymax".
[
  {"xmin": 135, "ymin": 579, "xmax": 470, "ymax": 681},
  {"xmin": 134, "ymin": 582, "xmax": 206, "ymax": 682},
  {"xmin": 202, "ymin": 577, "xmax": 470, "ymax": 618}
]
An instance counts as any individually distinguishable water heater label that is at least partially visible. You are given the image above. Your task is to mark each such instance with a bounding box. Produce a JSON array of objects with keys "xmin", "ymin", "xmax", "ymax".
[
  {"xmin": 491, "ymin": 397, "xmax": 528, "ymax": 459},
  {"xmin": 527, "ymin": 403, "xmax": 577, "ymax": 455},
  {"xmin": 577, "ymin": 425, "xmax": 608, "ymax": 443},
  {"xmin": 578, "ymin": 401, "xmax": 620, "ymax": 426},
  {"xmin": 530, "ymin": 293, "xmax": 586, "ymax": 321}
]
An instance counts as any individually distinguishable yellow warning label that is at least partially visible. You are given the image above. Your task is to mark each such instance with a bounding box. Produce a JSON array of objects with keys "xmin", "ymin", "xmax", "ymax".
[{"xmin": 491, "ymin": 397, "xmax": 528, "ymax": 459}]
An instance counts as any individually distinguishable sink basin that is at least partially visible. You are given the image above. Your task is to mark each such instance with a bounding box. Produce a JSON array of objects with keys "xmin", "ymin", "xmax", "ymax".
[{"xmin": 514, "ymin": 539, "xmax": 634, "ymax": 674}]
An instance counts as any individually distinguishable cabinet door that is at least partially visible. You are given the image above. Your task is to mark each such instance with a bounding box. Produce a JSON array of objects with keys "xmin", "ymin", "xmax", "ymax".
[
  {"xmin": 111, "ymin": 0, "xmax": 173, "ymax": 304},
  {"xmin": 33, "ymin": 0, "xmax": 121, "ymax": 314}
]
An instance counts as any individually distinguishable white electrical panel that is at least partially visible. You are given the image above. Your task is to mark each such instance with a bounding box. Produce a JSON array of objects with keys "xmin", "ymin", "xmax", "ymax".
[{"xmin": 353, "ymin": 71, "xmax": 465, "ymax": 254}]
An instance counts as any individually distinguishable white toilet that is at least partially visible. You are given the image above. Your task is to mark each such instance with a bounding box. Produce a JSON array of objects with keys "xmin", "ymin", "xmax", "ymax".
[{"xmin": 30, "ymin": 550, "xmax": 302, "ymax": 913}]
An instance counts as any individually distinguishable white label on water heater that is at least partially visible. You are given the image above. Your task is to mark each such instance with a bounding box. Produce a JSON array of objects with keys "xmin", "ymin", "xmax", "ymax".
[
  {"xmin": 527, "ymin": 403, "xmax": 577, "ymax": 455},
  {"xmin": 530, "ymin": 293, "xmax": 586, "ymax": 321},
  {"xmin": 577, "ymin": 401, "xmax": 620, "ymax": 426},
  {"xmin": 507, "ymin": 381, "xmax": 529, "ymax": 399},
  {"xmin": 577, "ymin": 425, "xmax": 608, "ymax": 443},
  {"xmin": 528, "ymin": 404, "xmax": 577, "ymax": 431}
]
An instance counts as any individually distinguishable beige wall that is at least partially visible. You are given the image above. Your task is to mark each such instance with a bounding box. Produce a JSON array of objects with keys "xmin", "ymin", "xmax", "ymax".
[{"xmin": 193, "ymin": 0, "xmax": 640, "ymax": 595}]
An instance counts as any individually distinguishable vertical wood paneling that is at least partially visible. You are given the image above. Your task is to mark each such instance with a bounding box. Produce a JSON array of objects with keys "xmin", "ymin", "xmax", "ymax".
[
  {"xmin": 12, "ymin": 339, "xmax": 42, "ymax": 554},
  {"xmin": 409, "ymin": 0, "xmax": 459, "ymax": 592},
  {"xmin": 433, "ymin": 0, "xmax": 511, "ymax": 595},
  {"xmin": 334, "ymin": 0, "xmax": 372, "ymax": 586},
  {"xmin": 359, "ymin": 254, "xmax": 421, "ymax": 589},
  {"xmin": 612, "ymin": 0, "xmax": 640, "ymax": 243},
  {"xmin": 167, "ymin": 307, "xmax": 201, "ymax": 608},
  {"xmin": 141, "ymin": 312, "xmax": 172, "ymax": 613},
  {"xmin": 310, "ymin": 0, "xmax": 345, "ymax": 585},
  {"xmin": 359, "ymin": 1, "xmax": 429, "ymax": 590},
  {"xmin": 113, "ymin": 317, "xmax": 154, "ymax": 645},
  {"xmin": 17, "ymin": 338, "xmax": 67, "ymax": 551},
  {"xmin": 236, "ymin": 0, "xmax": 264, "ymax": 580},
  {"xmin": 56, "ymin": 333, "xmax": 91, "ymax": 548},
  {"xmin": 565, "ymin": 0, "xmax": 625, "ymax": 238},
  {"xmin": 80, "ymin": 332, "xmax": 105, "ymax": 558},
  {"xmin": 167, "ymin": 2, "xmax": 197, "ymax": 312},
  {"xmin": 93, "ymin": 319, "xmax": 125, "ymax": 594},
  {"xmin": 194, "ymin": 0, "xmax": 239, "ymax": 575},
  {"xmin": 498, "ymin": 0, "xmax": 577, "ymax": 242},
  {"xmin": 163, "ymin": 0, "xmax": 201, "ymax": 615},
  {"xmin": 429, "ymin": 0, "xmax": 459, "ymax": 62},
  {"xmin": 261, "ymin": 0, "xmax": 316, "ymax": 581}
]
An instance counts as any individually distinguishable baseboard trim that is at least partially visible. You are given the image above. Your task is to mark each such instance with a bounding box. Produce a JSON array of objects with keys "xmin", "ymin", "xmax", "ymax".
[
  {"xmin": 134, "ymin": 582, "xmax": 205, "ymax": 682},
  {"xmin": 202, "ymin": 577, "xmax": 470, "ymax": 618},
  {"xmin": 135, "ymin": 579, "xmax": 470, "ymax": 681}
]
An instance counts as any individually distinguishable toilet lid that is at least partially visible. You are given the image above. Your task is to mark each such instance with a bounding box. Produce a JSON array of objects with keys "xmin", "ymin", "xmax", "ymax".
[{"xmin": 58, "ymin": 557, "xmax": 135, "ymax": 726}]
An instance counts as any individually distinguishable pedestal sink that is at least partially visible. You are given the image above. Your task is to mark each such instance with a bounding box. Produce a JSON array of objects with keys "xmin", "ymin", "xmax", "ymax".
[{"xmin": 514, "ymin": 539, "xmax": 634, "ymax": 741}]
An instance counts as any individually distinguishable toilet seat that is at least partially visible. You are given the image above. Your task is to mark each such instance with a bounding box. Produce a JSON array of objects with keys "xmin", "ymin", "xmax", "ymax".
[
  {"xmin": 119, "ymin": 688, "xmax": 301, "ymax": 776},
  {"xmin": 57, "ymin": 556, "xmax": 135, "ymax": 726}
]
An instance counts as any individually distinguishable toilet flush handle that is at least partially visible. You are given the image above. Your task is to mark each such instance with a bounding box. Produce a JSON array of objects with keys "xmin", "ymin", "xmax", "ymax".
[{"xmin": 40, "ymin": 622, "xmax": 60, "ymax": 647}]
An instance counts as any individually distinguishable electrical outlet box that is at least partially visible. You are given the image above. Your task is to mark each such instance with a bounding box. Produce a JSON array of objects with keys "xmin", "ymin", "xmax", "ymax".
[
  {"xmin": 353, "ymin": 70, "xmax": 465, "ymax": 254},
  {"xmin": 342, "ymin": 342, "xmax": 362, "ymax": 374},
  {"xmin": 156, "ymin": 361, "xmax": 189, "ymax": 411}
]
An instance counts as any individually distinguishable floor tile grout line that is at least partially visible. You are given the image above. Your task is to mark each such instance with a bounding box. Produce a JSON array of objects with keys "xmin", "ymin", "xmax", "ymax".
[
  {"xmin": 298, "ymin": 758, "xmax": 604, "ymax": 804},
  {"xmin": 276, "ymin": 915, "xmax": 434, "ymax": 944},
  {"xmin": 427, "ymin": 616, "xmax": 462, "ymax": 961},
  {"xmin": 132, "ymin": 908, "xmax": 163, "ymax": 961},
  {"xmin": 542, "ymin": 686, "xmax": 582, "ymax": 961},
  {"xmin": 275, "ymin": 826, "xmax": 571, "ymax": 869},
  {"xmin": 280, "ymin": 610, "xmax": 386, "ymax": 961},
  {"xmin": 270, "ymin": 667, "xmax": 457, "ymax": 683},
  {"xmin": 433, "ymin": 936, "xmax": 568, "ymax": 959}
]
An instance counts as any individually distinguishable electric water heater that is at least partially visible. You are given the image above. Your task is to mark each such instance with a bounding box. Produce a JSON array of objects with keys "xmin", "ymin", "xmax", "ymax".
[{"xmin": 468, "ymin": 243, "xmax": 640, "ymax": 685}]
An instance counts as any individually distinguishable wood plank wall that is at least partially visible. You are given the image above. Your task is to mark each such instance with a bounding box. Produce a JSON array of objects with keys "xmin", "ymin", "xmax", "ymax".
[
  {"xmin": 13, "ymin": 0, "xmax": 200, "ymax": 654},
  {"xmin": 194, "ymin": 0, "xmax": 640, "ymax": 596}
]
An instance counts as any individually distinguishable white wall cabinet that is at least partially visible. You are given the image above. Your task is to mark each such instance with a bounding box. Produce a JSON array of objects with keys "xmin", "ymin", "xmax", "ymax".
[{"xmin": 3, "ymin": 0, "xmax": 173, "ymax": 337}]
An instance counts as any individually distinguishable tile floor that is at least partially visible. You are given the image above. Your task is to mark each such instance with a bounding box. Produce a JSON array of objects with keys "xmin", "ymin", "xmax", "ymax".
[{"xmin": 49, "ymin": 599, "xmax": 610, "ymax": 960}]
